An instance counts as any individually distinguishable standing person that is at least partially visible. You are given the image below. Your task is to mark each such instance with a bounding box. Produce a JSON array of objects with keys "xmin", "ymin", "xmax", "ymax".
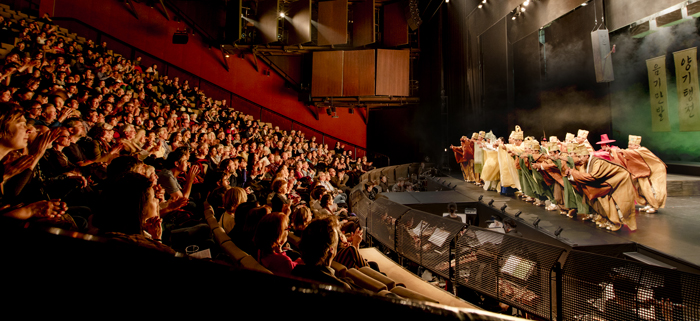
[
  {"xmin": 473, "ymin": 131, "xmax": 485, "ymax": 186},
  {"xmin": 450, "ymin": 135, "xmax": 475, "ymax": 182},
  {"xmin": 498, "ymin": 126, "xmax": 523, "ymax": 196}
]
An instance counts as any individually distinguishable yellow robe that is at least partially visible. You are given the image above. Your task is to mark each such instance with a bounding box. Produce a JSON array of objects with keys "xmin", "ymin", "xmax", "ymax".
[
  {"xmin": 498, "ymin": 144, "xmax": 522, "ymax": 190},
  {"xmin": 481, "ymin": 148, "xmax": 500, "ymax": 190}
]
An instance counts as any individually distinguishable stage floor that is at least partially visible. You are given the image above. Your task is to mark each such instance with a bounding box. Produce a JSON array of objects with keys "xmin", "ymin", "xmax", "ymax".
[{"xmin": 379, "ymin": 173, "xmax": 700, "ymax": 267}]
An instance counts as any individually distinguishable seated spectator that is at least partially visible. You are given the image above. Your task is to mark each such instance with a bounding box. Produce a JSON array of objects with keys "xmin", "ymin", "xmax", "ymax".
[
  {"xmin": 157, "ymin": 147, "xmax": 199, "ymax": 201},
  {"xmin": 292, "ymin": 216, "xmax": 353, "ymax": 289},
  {"xmin": 95, "ymin": 171, "xmax": 175, "ymax": 254},
  {"xmin": 290, "ymin": 205, "xmax": 312, "ymax": 235},
  {"xmin": 254, "ymin": 212, "xmax": 297, "ymax": 276},
  {"xmin": 334, "ymin": 220, "xmax": 369, "ymax": 270},
  {"xmin": 269, "ymin": 178, "xmax": 291, "ymax": 213},
  {"xmin": 218, "ymin": 187, "xmax": 247, "ymax": 234}
]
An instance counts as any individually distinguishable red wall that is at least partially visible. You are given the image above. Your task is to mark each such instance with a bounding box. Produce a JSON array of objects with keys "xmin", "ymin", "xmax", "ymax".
[{"xmin": 39, "ymin": 0, "xmax": 367, "ymax": 148}]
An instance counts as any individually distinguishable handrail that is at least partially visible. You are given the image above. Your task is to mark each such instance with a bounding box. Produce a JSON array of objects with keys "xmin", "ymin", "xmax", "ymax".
[{"xmin": 49, "ymin": 16, "xmax": 390, "ymax": 162}]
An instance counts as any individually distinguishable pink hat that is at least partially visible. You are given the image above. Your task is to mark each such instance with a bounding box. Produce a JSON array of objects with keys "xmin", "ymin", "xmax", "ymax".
[{"xmin": 596, "ymin": 134, "xmax": 616, "ymax": 145}]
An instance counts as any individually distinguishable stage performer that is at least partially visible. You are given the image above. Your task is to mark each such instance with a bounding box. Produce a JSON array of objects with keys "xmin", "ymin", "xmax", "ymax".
[
  {"xmin": 592, "ymin": 134, "xmax": 620, "ymax": 161},
  {"xmin": 473, "ymin": 131, "xmax": 485, "ymax": 186},
  {"xmin": 614, "ymin": 135, "xmax": 667, "ymax": 214},
  {"xmin": 574, "ymin": 129, "xmax": 595, "ymax": 154},
  {"xmin": 450, "ymin": 135, "xmax": 475, "ymax": 182},
  {"xmin": 567, "ymin": 145, "xmax": 637, "ymax": 232},
  {"xmin": 480, "ymin": 131, "xmax": 500, "ymax": 191},
  {"xmin": 538, "ymin": 139, "xmax": 568, "ymax": 212},
  {"xmin": 498, "ymin": 126, "xmax": 523, "ymax": 196}
]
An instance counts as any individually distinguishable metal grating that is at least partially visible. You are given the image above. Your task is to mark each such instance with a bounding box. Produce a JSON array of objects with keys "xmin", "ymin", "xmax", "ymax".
[
  {"xmin": 456, "ymin": 227, "xmax": 565, "ymax": 320},
  {"xmin": 381, "ymin": 166, "xmax": 398, "ymax": 184},
  {"xmin": 394, "ymin": 164, "xmax": 410, "ymax": 184},
  {"xmin": 367, "ymin": 198, "xmax": 410, "ymax": 249},
  {"xmin": 395, "ymin": 210, "xmax": 466, "ymax": 278},
  {"xmin": 562, "ymin": 250, "xmax": 700, "ymax": 321}
]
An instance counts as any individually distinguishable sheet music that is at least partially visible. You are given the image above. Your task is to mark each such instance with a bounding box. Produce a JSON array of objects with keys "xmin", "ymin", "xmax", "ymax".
[{"xmin": 428, "ymin": 228, "xmax": 450, "ymax": 247}]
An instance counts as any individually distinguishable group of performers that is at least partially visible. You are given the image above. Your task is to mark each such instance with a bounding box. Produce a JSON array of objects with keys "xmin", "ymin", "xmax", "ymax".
[{"xmin": 450, "ymin": 127, "xmax": 667, "ymax": 232}]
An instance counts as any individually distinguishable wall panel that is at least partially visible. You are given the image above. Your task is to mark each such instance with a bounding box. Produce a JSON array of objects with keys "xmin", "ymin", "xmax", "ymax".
[
  {"xmin": 343, "ymin": 49, "xmax": 376, "ymax": 96},
  {"xmin": 383, "ymin": 1, "xmax": 408, "ymax": 47},
  {"xmin": 312, "ymin": 51, "xmax": 344, "ymax": 97},
  {"xmin": 317, "ymin": 0, "xmax": 348, "ymax": 46},
  {"xmin": 352, "ymin": 0, "xmax": 375, "ymax": 47},
  {"xmin": 376, "ymin": 49, "xmax": 409, "ymax": 96}
]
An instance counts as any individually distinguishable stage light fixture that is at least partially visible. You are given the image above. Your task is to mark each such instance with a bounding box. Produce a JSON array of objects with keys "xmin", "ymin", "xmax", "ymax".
[
  {"xmin": 554, "ymin": 226, "xmax": 563, "ymax": 237},
  {"xmin": 482, "ymin": 0, "xmax": 486, "ymax": 3},
  {"xmin": 478, "ymin": 195, "xmax": 484, "ymax": 202},
  {"xmin": 512, "ymin": 15, "xmax": 517, "ymax": 20},
  {"xmin": 581, "ymin": 2, "xmax": 587, "ymax": 6},
  {"xmin": 349, "ymin": 108, "xmax": 354, "ymax": 114},
  {"xmin": 514, "ymin": 211, "xmax": 522, "ymax": 217},
  {"xmin": 280, "ymin": 12, "xmax": 285, "ymax": 17},
  {"xmin": 478, "ymin": 4, "xmax": 483, "ymax": 8},
  {"xmin": 500, "ymin": 204, "xmax": 508, "ymax": 212},
  {"xmin": 445, "ymin": 0, "xmax": 449, "ymax": 3},
  {"xmin": 524, "ymin": 0, "xmax": 530, "ymax": 6},
  {"xmin": 521, "ymin": 6, "xmax": 526, "ymax": 12},
  {"xmin": 533, "ymin": 217, "xmax": 541, "ymax": 227},
  {"xmin": 488, "ymin": 199, "xmax": 495, "ymax": 207},
  {"xmin": 326, "ymin": 108, "xmax": 332, "ymax": 116}
]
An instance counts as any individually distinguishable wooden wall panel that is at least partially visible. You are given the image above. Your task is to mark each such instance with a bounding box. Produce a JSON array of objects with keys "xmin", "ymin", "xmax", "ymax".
[
  {"xmin": 376, "ymin": 49, "xmax": 409, "ymax": 96},
  {"xmin": 257, "ymin": 0, "xmax": 279, "ymax": 44},
  {"xmin": 352, "ymin": 0, "xmax": 375, "ymax": 47},
  {"xmin": 288, "ymin": 0, "xmax": 312, "ymax": 45},
  {"xmin": 383, "ymin": 1, "xmax": 408, "ymax": 47},
  {"xmin": 312, "ymin": 51, "xmax": 344, "ymax": 97},
  {"xmin": 343, "ymin": 50, "xmax": 376, "ymax": 96},
  {"xmin": 317, "ymin": 0, "xmax": 348, "ymax": 46}
]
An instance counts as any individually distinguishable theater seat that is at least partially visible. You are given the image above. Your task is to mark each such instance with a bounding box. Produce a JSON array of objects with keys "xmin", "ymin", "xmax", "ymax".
[
  {"xmin": 330, "ymin": 260, "xmax": 347, "ymax": 278},
  {"xmin": 390, "ymin": 286, "xmax": 439, "ymax": 304},
  {"xmin": 346, "ymin": 268, "xmax": 387, "ymax": 292},
  {"xmin": 358, "ymin": 266, "xmax": 395, "ymax": 290}
]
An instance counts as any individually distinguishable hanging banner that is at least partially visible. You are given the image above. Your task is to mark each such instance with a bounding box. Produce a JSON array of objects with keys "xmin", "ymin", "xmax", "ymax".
[
  {"xmin": 646, "ymin": 56, "xmax": 671, "ymax": 132},
  {"xmin": 673, "ymin": 48, "xmax": 700, "ymax": 131}
]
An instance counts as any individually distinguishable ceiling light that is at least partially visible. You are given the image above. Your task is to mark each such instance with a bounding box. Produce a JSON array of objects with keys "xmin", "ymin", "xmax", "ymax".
[
  {"xmin": 512, "ymin": 15, "xmax": 516, "ymax": 20},
  {"xmin": 279, "ymin": 12, "xmax": 285, "ymax": 17},
  {"xmin": 445, "ymin": 0, "xmax": 449, "ymax": 3},
  {"xmin": 521, "ymin": 6, "xmax": 526, "ymax": 12},
  {"xmin": 524, "ymin": 0, "xmax": 530, "ymax": 6},
  {"xmin": 482, "ymin": 0, "xmax": 486, "ymax": 3},
  {"xmin": 478, "ymin": 4, "xmax": 483, "ymax": 8},
  {"xmin": 581, "ymin": 2, "xmax": 587, "ymax": 6}
]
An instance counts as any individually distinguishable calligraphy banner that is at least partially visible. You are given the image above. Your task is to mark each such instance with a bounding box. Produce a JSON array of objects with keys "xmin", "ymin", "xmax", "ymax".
[
  {"xmin": 646, "ymin": 56, "xmax": 671, "ymax": 132},
  {"xmin": 673, "ymin": 48, "xmax": 700, "ymax": 131}
]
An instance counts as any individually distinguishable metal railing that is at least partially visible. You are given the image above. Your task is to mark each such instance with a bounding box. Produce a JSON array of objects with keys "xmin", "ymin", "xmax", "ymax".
[{"xmin": 351, "ymin": 164, "xmax": 700, "ymax": 321}]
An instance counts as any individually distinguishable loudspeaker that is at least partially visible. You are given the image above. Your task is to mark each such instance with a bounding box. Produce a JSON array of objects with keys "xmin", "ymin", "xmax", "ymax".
[
  {"xmin": 591, "ymin": 29, "xmax": 614, "ymax": 83},
  {"xmin": 172, "ymin": 32, "xmax": 189, "ymax": 44}
]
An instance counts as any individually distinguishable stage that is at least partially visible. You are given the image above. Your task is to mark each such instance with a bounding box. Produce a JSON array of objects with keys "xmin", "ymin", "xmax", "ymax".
[{"xmin": 378, "ymin": 172, "xmax": 700, "ymax": 269}]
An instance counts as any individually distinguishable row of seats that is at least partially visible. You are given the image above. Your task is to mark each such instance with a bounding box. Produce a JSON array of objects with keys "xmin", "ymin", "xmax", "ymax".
[{"xmin": 203, "ymin": 203, "xmax": 439, "ymax": 303}]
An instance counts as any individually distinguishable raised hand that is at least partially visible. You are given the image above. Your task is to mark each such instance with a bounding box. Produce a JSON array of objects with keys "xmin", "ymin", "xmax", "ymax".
[{"xmin": 143, "ymin": 216, "xmax": 163, "ymax": 240}]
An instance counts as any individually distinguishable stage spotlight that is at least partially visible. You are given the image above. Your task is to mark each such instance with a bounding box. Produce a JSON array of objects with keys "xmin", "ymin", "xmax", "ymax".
[
  {"xmin": 482, "ymin": 0, "xmax": 486, "ymax": 3},
  {"xmin": 478, "ymin": 4, "xmax": 483, "ymax": 8},
  {"xmin": 533, "ymin": 217, "xmax": 541, "ymax": 227},
  {"xmin": 512, "ymin": 15, "xmax": 517, "ymax": 20},
  {"xmin": 514, "ymin": 211, "xmax": 522, "ymax": 217},
  {"xmin": 488, "ymin": 199, "xmax": 495, "ymax": 207},
  {"xmin": 478, "ymin": 195, "xmax": 484, "ymax": 202},
  {"xmin": 500, "ymin": 204, "xmax": 508, "ymax": 212},
  {"xmin": 280, "ymin": 12, "xmax": 285, "ymax": 17},
  {"xmin": 326, "ymin": 108, "xmax": 332, "ymax": 116},
  {"xmin": 554, "ymin": 226, "xmax": 564, "ymax": 237},
  {"xmin": 524, "ymin": 0, "xmax": 530, "ymax": 6},
  {"xmin": 521, "ymin": 6, "xmax": 526, "ymax": 12},
  {"xmin": 445, "ymin": 0, "xmax": 449, "ymax": 3},
  {"xmin": 581, "ymin": 2, "xmax": 587, "ymax": 6}
]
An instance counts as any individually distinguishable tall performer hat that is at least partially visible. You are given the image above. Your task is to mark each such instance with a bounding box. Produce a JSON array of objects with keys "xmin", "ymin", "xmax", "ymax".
[
  {"xmin": 577, "ymin": 129, "xmax": 589, "ymax": 139},
  {"xmin": 629, "ymin": 135, "xmax": 642, "ymax": 145}
]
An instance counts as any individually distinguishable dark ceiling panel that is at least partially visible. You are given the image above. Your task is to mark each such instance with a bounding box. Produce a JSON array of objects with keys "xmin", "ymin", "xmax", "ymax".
[{"xmin": 352, "ymin": 0, "xmax": 375, "ymax": 47}]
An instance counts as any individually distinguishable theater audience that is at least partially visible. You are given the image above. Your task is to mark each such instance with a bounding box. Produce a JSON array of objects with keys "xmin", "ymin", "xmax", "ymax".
[{"xmin": 253, "ymin": 211, "xmax": 298, "ymax": 276}]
